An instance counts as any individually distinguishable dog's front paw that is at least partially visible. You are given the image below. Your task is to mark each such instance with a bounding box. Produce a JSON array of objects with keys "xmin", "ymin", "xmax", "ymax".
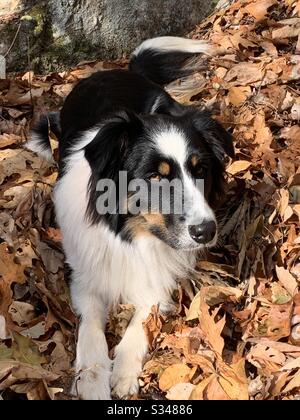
[
  {"xmin": 111, "ymin": 359, "xmax": 141, "ymax": 399},
  {"xmin": 72, "ymin": 366, "xmax": 112, "ymax": 400}
]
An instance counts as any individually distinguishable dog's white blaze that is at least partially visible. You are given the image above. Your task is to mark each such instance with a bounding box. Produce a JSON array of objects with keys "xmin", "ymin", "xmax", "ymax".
[
  {"xmin": 133, "ymin": 36, "xmax": 211, "ymax": 56},
  {"xmin": 154, "ymin": 126, "xmax": 187, "ymax": 165}
]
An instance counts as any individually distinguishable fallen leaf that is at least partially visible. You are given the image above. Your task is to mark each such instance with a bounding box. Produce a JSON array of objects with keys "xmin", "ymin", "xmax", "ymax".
[
  {"xmin": 11, "ymin": 333, "xmax": 46, "ymax": 365},
  {"xmin": 283, "ymin": 369, "xmax": 300, "ymax": 393},
  {"xmin": 0, "ymin": 243, "xmax": 26, "ymax": 317},
  {"xmin": 243, "ymin": 0, "xmax": 277, "ymax": 21},
  {"xmin": 199, "ymin": 288, "xmax": 225, "ymax": 355},
  {"xmin": 228, "ymin": 86, "xmax": 252, "ymax": 106},
  {"xmin": 143, "ymin": 305, "xmax": 163, "ymax": 350},
  {"xmin": 0, "ymin": 360, "xmax": 59, "ymax": 391},
  {"xmin": 189, "ymin": 375, "xmax": 215, "ymax": 400},
  {"xmin": 166, "ymin": 382, "xmax": 195, "ymax": 400},
  {"xmin": 227, "ymin": 160, "xmax": 252, "ymax": 175},
  {"xmin": 276, "ymin": 266, "xmax": 298, "ymax": 297},
  {"xmin": 159, "ymin": 364, "xmax": 192, "ymax": 392},
  {"xmin": 281, "ymin": 356, "xmax": 300, "ymax": 371},
  {"xmin": 8, "ymin": 301, "xmax": 36, "ymax": 326}
]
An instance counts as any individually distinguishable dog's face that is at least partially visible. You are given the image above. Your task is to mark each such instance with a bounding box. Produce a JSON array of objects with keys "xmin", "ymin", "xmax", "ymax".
[{"xmin": 85, "ymin": 108, "xmax": 234, "ymax": 250}]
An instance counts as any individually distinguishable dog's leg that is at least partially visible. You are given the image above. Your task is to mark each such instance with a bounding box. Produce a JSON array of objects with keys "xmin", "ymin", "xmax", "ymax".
[
  {"xmin": 111, "ymin": 307, "xmax": 150, "ymax": 398},
  {"xmin": 71, "ymin": 280, "xmax": 112, "ymax": 400}
]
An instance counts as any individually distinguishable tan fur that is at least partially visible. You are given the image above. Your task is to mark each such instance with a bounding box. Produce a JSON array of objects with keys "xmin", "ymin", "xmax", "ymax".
[
  {"xmin": 123, "ymin": 216, "xmax": 151, "ymax": 239},
  {"xmin": 124, "ymin": 213, "xmax": 167, "ymax": 239},
  {"xmin": 143, "ymin": 213, "xmax": 166, "ymax": 229},
  {"xmin": 158, "ymin": 161, "xmax": 171, "ymax": 176},
  {"xmin": 191, "ymin": 154, "xmax": 200, "ymax": 167}
]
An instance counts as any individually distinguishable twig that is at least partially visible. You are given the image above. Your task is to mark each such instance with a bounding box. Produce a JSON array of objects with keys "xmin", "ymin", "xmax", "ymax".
[{"xmin": 4, "ymin": 21, "xmax": 22, "ymax": 58}]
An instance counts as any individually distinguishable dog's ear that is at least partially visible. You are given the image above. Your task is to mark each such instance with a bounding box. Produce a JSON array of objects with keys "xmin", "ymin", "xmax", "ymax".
[
  {"xmin": 85, "ymin": 110, "xmax": 143, "ymax": 179},
  {"xmin": 194, "ymin": 111, "xmax": 235, "ymax": 163},
  {"xmin": 84, "ymin": 110, "xmax": 142, "ymax": 229},
  {"xmin": 192, "ymin": 111, "xmax": 234, "ymax": 206}
]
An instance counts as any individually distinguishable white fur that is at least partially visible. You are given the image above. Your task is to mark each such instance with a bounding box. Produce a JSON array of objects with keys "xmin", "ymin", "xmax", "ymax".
[
  {"xmin": 26, "ymin": 133, "xmax": 54, "ymax": 162},
  {"xmin": 54, "ymin": 146, "xmax": 196, "ymax": 399},
  {"xmin": 150, "ymin": 95, "xmax": 164, "ymax": 114},
  {"xmin": 70, "ymin": 127, "xmax": 100, "ymax": 152},
  {"xmin": 133, "ymin": 36, "xmax": 211, "ymax": 57},
  {"xmin": 154, "ymin": 127, "xmax": 217, "ymax": 248},
  {"xmin": 111, "ymin": 308, "xmax": 150, "ymax": 398},
  {"xmin": 154, "ymin": 126, "xmax": 187, "ymax": 165}
]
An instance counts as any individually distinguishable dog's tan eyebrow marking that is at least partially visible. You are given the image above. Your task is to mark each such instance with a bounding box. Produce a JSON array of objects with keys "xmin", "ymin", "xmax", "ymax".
[
  {"xmin": 190, "ymin": 154, "xmax": 201, "ymax": 167},
  {"xmin": 158, "ymin": 161, "xmax": 171, "ymax": 176}
]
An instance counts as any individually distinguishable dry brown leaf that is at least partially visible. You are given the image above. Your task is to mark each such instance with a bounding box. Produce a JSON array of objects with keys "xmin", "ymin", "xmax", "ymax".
[
  {"xmin": 291, "ymin": 102, "xmax": 300, "ymax": 120},
  {"xmin": 281, "ymin": 356, "xmax": 300, "ymax": 371},
  {"xmin": 276, "ymin": 266, "xmax": 298, "ymax": 297},
  {"xmin": 254, "ymin": 111, "xmax": 273, "ymax": 149},
  {"xmin": 228, "ymin": 86, "xmax": 252, "ymax": 106},
  {"xmin": 189, "ymin": 375, "xmax": 216, "ymax": 400},
  {"xmin": 0, "ymin": 360, "xmax": 59, "ymax": 391},
  {"xmin": 243, "ymin": 0, "xmax": 277, "ymax": 21},
  {"xmin": 199, "ymin": 287, "xmax": 225, "ymax": 356},
  {"xmin": 227, "ymin": 160, "xmax": 251, "ymax": 175},
  {"xmin": 272, "ymin": 25, "xmax": 300, "ymax": 40},
  {"xmin": 282, "ymin": 369, "xmax": 300, "ymax": 393},
  {"xmin": 159, "ymin": 364, "xmax": 192, "ymax": 392},
  {"xmin": 270, "ymin": 371, "xmax": 291, "ymax": 396},
  {"xmin": 0, "ymin": 134, "xmax": 21, "ymax": 148},
  {"xmin": 143, "ymin": 305, "xmax": 163, "ymax": 350},
  {"xmin": 247, "ymin": 343, "xmax": 286, "ymax": 374},
  {"xmin": 206, "ymin": 376, "xmax": 231, "ymax": 400},
  {"xmin": 218, "ymin": 359, "xmax": 249, "ymax": 400},
  {"xmin": 224, "ymin": 63, "xmax": 263, "ymax": 86},
  {"xmin": 8, "ymin": 301, "xmax": 36, "ymax": 326},
  {"xmin": 271, "ymin": 283, "xmax": 292, "ymax": 305},
  {"xmin": 0, "ymin": 243, "xmax": 27, "ymax": 317},
  {"xmin": 166, "ymin": 382, "xmax": 195, "ymax": 400}
]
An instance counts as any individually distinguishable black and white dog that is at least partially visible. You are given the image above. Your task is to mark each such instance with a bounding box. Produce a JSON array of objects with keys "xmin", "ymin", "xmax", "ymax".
[{"xmin": 27, "ymin": 37, "xmax": 234, "ymax": 400}]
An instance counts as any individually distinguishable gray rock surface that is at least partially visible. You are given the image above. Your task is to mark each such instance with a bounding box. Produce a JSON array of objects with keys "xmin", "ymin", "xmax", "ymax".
[{"xmin": 0, "ymin": 0, "xmax": 213, "ymax": 73}]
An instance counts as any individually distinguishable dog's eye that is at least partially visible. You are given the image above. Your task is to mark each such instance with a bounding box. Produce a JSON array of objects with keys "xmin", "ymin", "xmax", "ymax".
[{"xmin": 149, "ymin": 173, "xmax": 161, "ymax": 181}]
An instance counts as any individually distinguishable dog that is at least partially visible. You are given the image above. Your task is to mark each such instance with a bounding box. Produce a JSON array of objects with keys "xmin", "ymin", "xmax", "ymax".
[{"xmin": 27, "ymin": 36, "xmax": 234, "ymax": 400}]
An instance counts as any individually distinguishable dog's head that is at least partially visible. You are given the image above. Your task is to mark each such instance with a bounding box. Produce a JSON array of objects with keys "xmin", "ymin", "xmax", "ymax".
[{"xmin": 85, "ymin": 108, "xmax": 234, "ymax": 250}]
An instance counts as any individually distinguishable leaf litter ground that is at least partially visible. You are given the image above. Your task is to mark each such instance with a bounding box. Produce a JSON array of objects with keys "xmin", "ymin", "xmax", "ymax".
[{"xmin": 0, "ymin": 0, "xmax": 300, "ymax": 400}]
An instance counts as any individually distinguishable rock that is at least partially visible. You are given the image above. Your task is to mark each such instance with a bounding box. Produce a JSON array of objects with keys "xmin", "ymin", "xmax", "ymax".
[{"xmin": 0, "ymin": 0, "xmax": 214, "ymax": 73}]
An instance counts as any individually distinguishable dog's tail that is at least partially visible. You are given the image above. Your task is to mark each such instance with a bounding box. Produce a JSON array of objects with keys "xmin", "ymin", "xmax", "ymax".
[
  {"xmin": 129, "ymin": 36, "xmax": 212, "ymax": 86},
  {"xmin": 26, "ymin": 112, "xmax": 61, "ymax": 162}
]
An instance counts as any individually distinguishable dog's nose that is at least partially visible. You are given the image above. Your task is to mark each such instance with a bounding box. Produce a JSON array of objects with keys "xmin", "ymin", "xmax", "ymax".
[{"xmin": 188, "ymin": 220, "xmax": 217, "ymax": 244}]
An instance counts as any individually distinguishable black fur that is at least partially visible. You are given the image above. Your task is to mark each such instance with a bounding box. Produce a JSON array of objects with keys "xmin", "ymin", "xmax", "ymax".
[
  {"xmin": 31, "ymin": 111, "xmax": 61, "ymax": 152},
  {"xmin": 129, "ymin": 49, "xmax": 196, "ymax": 86}
]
